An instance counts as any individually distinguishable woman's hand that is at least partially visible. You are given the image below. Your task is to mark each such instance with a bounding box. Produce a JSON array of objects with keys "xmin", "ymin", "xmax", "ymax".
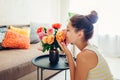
[
  {"xmin": 57, "ymin": 29, "xmax": 71, "ymax": 55},
  {"xmin": 62, "ymin": 29, "xmax": 69, "ymax": 46},
  {"xmin": 57, "ymin": 40, "xmax": 71, "ymax": 56}
]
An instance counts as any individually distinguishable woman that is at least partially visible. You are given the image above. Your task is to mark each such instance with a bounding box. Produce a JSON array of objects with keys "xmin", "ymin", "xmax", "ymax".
[{"xmin": 57, "ymin": 11, "xmax": 114, "ymax": 80}]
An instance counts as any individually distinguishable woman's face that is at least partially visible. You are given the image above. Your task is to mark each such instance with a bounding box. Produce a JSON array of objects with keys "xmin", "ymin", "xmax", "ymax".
[{"xmin": 66, "ymin": 22, "xmax": 79, "ymax": 44}]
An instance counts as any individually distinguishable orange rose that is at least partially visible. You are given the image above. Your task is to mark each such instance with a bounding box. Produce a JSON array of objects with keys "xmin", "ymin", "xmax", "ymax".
[
  {"xmin": 47, "ymin": 35, "xmax": 54, "ymax": 44},
  {"xmin": 42, "ymin": 36, "xmax": 48, "ymax": 44},
  {"xmin": 56, "ymin": 30, "xmax": 65, "ymax": 42}
]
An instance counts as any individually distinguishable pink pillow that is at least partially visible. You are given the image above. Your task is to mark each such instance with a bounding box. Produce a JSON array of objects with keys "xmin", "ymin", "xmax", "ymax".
[{"xmin": 2, "ymin": 29, "xmax": 30, "ymax": 49}]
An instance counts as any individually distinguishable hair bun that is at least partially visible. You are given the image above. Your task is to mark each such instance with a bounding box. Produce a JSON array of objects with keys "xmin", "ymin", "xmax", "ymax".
[{"xmin": 86, "ymin": 10, "xmax": 98, "ymax": 24}]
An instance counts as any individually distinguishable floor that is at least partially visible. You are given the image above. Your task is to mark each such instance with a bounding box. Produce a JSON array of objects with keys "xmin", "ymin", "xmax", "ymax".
[
  {"xmin": 19, "ymin": 56, "xmax": 120, "ymax": 80},
  {"xmin": 50, "ymin": 70, "xmax": 70, "ymax": 80}
]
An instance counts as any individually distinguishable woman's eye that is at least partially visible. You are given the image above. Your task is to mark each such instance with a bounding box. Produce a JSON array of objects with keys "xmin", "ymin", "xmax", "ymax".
[{"xmin": 67, "ymin": 29, "xmax": 69, "ymax": 31}]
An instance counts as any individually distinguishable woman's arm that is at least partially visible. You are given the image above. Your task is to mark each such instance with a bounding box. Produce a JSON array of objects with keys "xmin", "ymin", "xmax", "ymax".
[
  {"xmin": 75, "ymin": 50, "xmax": 98, "ymax": 80},
  {"xmin": 57, "ymin": 42, "xmax": 96, "ymax": 80},
  {"xmin": 75, "ymin": 52, "xmax": 89, "ymax": 80},
  {"xmin": 66, "ymin": 52, "xmax": 90, "ymax": 80},
  {"xmin": 65, "ymin": 51, "xmax": 75, "ymax": 80},
  {"xmin": 58, "ymin": 43, "xmax": 88, "ymax": 80},
  {"xmin": 57, "ymin": 42, "xmax": 75, "ymax": 80}
]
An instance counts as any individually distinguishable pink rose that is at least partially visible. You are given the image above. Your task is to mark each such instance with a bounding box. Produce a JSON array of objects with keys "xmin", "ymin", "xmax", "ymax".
[
  {"xmin": 47, "ymin": 28, "xmax": 54, "ymax": 35},
  {"xmin": 38, "ymin": 31, "xmax": 46, "ymax": 40}
]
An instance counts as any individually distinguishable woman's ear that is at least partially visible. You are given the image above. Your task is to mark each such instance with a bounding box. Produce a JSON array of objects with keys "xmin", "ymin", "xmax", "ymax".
[{"xmin": 78, "ymin": 30, "xmax": 84, "ymax": 39}]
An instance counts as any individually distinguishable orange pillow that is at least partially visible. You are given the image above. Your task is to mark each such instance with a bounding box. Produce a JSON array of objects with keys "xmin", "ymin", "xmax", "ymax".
[
  {"xmin": 9, "ymin": 26, "xmax": 30, "ymax": 37},
  {"xmin": 2, "ymin": 29, "xmax": 30, "ymax": 49}
]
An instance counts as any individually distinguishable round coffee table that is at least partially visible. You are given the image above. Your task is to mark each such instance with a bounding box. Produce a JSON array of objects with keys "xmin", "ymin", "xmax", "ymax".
[{"xmin": 32, "ymin": 54, "xmax": 69, "ymax": 80}]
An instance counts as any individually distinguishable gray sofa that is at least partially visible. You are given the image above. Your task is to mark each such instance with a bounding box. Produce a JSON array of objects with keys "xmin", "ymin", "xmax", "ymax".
[
  {"xmin": 0, "ymin": 43, "xmax": 61, "ymax": 80},
  {"xmin": 0, "ymin": 25, "xmax": 61, "ymax": 80}
]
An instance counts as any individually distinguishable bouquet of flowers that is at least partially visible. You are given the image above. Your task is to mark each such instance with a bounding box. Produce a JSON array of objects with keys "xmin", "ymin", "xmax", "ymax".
[{"xmin": 37, "ymin": 23, "xmax": 66, "ymax": 52}]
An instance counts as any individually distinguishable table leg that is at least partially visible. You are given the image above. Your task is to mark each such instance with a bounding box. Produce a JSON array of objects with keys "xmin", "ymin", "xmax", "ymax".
[
  {"xmin": 41, "ymin": 68, "xmax": 43, "ymax": 80},
  {"xmin": 65, "ymin": 70, "xmax": 67, "ymax": 80},
  {"xmin": 37, "ymin": 67, "xmax": 39, "ymax": 80}
]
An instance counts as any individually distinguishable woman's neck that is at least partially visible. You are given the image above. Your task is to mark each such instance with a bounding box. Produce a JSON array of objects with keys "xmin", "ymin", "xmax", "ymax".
[{"xmin": 76, "ymin": 41, "xmax": 88, "ymax": 51}]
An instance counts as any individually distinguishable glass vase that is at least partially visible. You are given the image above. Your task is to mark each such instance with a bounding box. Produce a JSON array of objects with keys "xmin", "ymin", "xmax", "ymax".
[{"xmin": 49, "ymin": 48, "xmax": 59, "ymax": 65}]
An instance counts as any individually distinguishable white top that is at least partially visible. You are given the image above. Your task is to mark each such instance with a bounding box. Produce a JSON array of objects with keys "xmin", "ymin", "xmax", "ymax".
[{"xmin": 84, "ymin": 43, "xmax": 115, "ymax": 80}]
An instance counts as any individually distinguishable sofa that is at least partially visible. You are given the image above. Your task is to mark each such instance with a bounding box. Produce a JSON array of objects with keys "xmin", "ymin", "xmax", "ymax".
[
  {"xmin": 0, "ymin": 43, "xmax": 62, "ymax": 80},
  {"xmin": 0, "ymin": 24, "xmax": 61, "ymax": 80}
]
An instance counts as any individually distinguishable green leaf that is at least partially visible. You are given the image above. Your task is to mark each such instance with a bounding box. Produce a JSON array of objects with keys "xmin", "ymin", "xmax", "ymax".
[
  {"xmin": 68, "ymin": 12, "xmax": 76, "ymax": 18},
  {"xmin": 42, "ymin": 47, "xmax": 46, "ymax": 52},
  {"xmin": 44, "ymin": 27, "xmax": 47, "ymax": 33}
]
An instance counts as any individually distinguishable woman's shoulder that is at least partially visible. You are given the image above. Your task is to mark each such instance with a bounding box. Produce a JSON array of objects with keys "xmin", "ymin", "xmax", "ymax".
[
  {"xmin": 77, "ymin": 49, "xmax": 97, "ymax": 61},
  {"xmin": 76, "ymin": 49, "xmax": 98, "ymax": 70}
]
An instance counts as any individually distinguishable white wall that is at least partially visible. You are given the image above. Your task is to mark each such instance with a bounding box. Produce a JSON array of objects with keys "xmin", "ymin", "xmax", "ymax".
[
  {"xmin": 0, "ymin": 0, "xmax": 60, "ymax": 25},
  {"xmin": 60, "ymin": 0, "xmax": 69, "ymax": 28}
]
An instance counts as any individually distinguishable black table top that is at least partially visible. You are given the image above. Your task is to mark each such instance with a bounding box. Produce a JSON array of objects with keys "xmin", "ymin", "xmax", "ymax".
[{"xmin": 32, "ymin": 54, "xmax": 69, "ymax": 70}]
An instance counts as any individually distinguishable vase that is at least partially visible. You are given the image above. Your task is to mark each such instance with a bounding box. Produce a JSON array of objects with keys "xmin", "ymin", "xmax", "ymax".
[{"xmin": 49, "ymin": 48, "xmax": 59, "ymax": 65}]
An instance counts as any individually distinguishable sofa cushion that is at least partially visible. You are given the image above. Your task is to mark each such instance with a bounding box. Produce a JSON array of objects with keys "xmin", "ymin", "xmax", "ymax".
[
  {"xmin": 0, "ymin": 33, "xmax": 5, "ymax": 43},
  {"xmin": 30, "ymin": 22, "xmax": 49, "ymax": 44},
  {"xmin": 0, "ymin": 26, "xmax": 7, "ymax": 43},
  {"xmin": 0, "ymin": 26, "xmax": 8, "ymax": 50},
  {"xmin": 9, "ymin": 26, "xmax": 30, "ymax": 37},
  {"xmin": 2, "ymin": 26, "xmax": 30, "ymax": 49}
]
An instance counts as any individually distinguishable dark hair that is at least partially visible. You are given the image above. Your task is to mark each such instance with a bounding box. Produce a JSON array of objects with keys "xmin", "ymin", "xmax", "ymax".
[{"xmin": 70, "ymin": 10, "xmax": 98, "ymax": 41}]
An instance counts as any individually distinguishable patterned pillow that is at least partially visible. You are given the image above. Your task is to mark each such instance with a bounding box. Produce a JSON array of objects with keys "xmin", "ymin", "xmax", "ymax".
[
  {"xmin": 2, "ymin": 27, "xmax": 30, "ymax": 49},
  {"xmin": 0, "ymin": 33, "xmax": 5, "ymax": 43},
  {"xmin": 0, "ymin": 26, "xmax": 8, "ymax": 50}
]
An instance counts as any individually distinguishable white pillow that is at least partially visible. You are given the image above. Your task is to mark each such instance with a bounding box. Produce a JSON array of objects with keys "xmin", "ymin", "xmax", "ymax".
[{"xmin": 30, "ymin": 22, "xmax": 50, "ymax": 44}]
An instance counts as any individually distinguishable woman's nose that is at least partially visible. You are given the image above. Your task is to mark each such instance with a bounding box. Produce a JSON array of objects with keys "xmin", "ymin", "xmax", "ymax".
[{"xmin": 62, "ymin": 29, "xmax": 67, "ymax": 34}]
